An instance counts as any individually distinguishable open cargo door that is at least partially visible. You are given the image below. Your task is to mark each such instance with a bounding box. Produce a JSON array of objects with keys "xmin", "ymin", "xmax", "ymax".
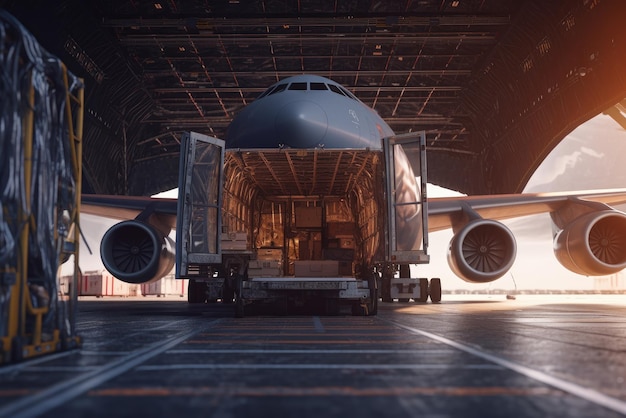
[
  {"xmin": 383, "ymin": 131, "xmax": 430, "ymax": 264},
  {"xmin": 176, "ymin": 132, "xmax": 225, "ymax": 277}
]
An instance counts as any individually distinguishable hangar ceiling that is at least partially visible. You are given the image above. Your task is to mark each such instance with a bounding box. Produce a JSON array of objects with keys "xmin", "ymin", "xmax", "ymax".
[{"xmin": 2, "ymin": 0, "xmax": 626, "ymax": 196}]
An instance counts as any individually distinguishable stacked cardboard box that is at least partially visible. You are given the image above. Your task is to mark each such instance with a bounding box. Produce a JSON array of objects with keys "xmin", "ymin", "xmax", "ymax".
[
  {"xmin": 221, "ymin": 232, "xmax": 248, "ymax": 250},
  {"xmin": 294, "ymin": 260, "xmax": 339, "ymax": 277},
  {"xmin": 248, "ymin": 259, "xmax": 282, "ymax": 277}
]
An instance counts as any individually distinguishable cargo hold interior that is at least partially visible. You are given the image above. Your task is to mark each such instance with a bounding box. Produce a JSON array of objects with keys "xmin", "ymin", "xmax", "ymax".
[{"xmin": 221, "ymin": 149, "xmax": 386, "ymax": 279}]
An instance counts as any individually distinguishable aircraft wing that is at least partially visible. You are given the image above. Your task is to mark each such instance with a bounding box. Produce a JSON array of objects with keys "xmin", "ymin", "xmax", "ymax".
[
  {"xmin": 81, "ymin": 188, "xmax": 626, "ymax": 233},
  {"xmin": 427, "ymin": 189, "xmax": 626, "ymax": 232},
  {"xmin": 81, "ymin": 194, "xmax": 177, "ymax": 218},
  {"xmin": 80, "ymin": 188, "xmax": 626, "ymax": 285},
  {"xmin": 81, "ymin": 194, "xmax": 178, "ymax": 233}
]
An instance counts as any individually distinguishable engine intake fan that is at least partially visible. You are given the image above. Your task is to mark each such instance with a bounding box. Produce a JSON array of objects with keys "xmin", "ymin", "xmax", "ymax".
[
  {"xmin": 447, "ymin": 219, "xmax": 517, "ymax": 283},
  {"xmin": 554, "ymin": 210, "xmax": 626, "ymax": 276},
  {"xmin": 100, "ymin": 220, "xmax": 175, "ymax": 284}
]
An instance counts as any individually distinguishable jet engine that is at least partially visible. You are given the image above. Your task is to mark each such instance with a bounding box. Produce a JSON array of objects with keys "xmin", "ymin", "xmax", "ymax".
[
  {"xmin": 447, "ymin": 219, "xmax": 517, "ymax": 283},
  {"xmin": 554, "ymin": 210, "xmax": 626, "ymax": 276},
  {"xmin": 100, "ymin": 220, "xmax": 175, "ymax": 284}
]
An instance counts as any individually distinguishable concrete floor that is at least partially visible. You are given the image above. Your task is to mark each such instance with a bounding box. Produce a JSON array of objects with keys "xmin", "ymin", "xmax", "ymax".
[{"xmin": 1, "ymin": 294, "xmax": 625, "ymax": 417}]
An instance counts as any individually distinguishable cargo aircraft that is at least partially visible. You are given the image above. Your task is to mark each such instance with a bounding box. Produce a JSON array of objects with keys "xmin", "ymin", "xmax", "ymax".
[{"xmin": 81, "ymin": 74, "xmax": 626, "ymax": 316}]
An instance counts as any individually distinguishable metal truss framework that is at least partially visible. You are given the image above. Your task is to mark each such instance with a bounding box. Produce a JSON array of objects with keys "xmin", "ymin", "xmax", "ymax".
[{"xmin": 4, "ymin": 0, "xmax": 626, "ymax": 195}]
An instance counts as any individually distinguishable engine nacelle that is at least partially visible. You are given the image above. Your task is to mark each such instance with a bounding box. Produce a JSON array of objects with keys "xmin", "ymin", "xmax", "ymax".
[
  {"xmin": 554, "ymin": 210, "xmax": 626, "ymax": 276},
  {"xmin": 100, "ymin": 220, "xmax": 175, "ymax": 284},
  {"xmin": 447, "ymin": 219, "xmax": 517, "ymax": 283}
]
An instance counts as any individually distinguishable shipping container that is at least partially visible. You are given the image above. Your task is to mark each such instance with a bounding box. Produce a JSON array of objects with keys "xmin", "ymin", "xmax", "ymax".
[
  {"xmin": 80, "ymin": 270, "xmax": 138, "ymax": 297},
  {"xmin": 141, "ymin": 275, "xmax": 188, "ymax": 297}
]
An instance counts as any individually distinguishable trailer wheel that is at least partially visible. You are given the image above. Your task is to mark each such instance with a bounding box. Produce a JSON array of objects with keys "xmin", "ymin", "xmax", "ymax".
[
  {"xmin": 222, "ymin": 277, "xmax": 235, "ymax": 304},
  {"xmin": 188, "ymin": 279, "xmax": 206, "ymax": 304},
  {"xmin": 416, "ymin": 278, "xmax": 429, "ymax": 302},
  {"xmin": 368, "ymin": 275, "xmax": 378, "ymax": 315},
  {"xmin": 235, "ymin": 296, "xmax": 245, "ymax": 318},
  {"xmin": 351, "ymin": 302, "xmax": 365, "ymax": 316},
  {"xmin": 11, "ymin": 336, "xmax": 24, "ymax": 362},
  {"xmin": 325, "ymin": 299, "xmax": 341, "ymax": 315},
  {"xmin": 352, "ymin": 297, "xmax": 378, "ymax": 316},
  {"xmin": 380, "ymin": 267, "xmax": 393, "ymax": 303},
  {"xmin": 381, "ymin": 283, "xmax": 392, "ymax": 302},
  {"xmin": 397, "ymin": 264, "xmax": 411, "ymax": 303},
  {"xmin": 429, "ymin": 278, "xmax": 442, "ymax": 303},
  {"xmin": 399, "ymin": 264, "xmax": 410, "ymax": 278}
]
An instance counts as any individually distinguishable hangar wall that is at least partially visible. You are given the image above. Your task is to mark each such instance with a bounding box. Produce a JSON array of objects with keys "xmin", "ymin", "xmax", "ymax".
[{"xmin": 432, "ymin": 0, "xmax": 626, "ymax": 194}]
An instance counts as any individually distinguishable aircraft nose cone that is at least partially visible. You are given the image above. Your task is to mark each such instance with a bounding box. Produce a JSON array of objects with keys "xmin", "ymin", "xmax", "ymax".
[{"xmin": 275, "ymin": 100, "xmax": 328, "ymax": 147}]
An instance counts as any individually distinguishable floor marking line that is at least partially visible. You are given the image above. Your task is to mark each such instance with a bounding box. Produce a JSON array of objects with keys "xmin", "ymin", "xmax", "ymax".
[
  {"xmin": 0, "ymin": 319, "xmax": 223, "ymax": 418},
  {"xmin": 84, "ymin": 318, "xmax": 203, "ymax": 350},
  {"xmin": 312, "ymin": 316, "xmax": 325, "ymax": 333},
  {"xmin": 166, "ymin": 349, "xmax": 451, "ymax": 354},
  {"xmin": 183, "ymin": 339, "xmax": 425, "ymax": 344},
  {"xmin": 384, "ymin": 318, "xmax": 626, "ymax": 416},
  {"xmin": 88, "ymin": 385, "xmax": 561, "ymax": 398},
  {"xmin": 79, "ymin": 351, "xmax": 133, "ymax": 356},
  {"xmin": 0, "ymin": 350, "xmax": 77, "ymax": 375},
  {"xmin": 135, "ymin": 363, "xmax": 502, "ymax": 371},
  {"xmin": 19, "ymin": 366, "xmax": 101, "ymax": 373}
]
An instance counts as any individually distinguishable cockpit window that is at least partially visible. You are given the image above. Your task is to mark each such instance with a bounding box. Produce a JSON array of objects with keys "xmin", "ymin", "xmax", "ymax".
[
  {"xmin": 268, "ymin": 83, "xmax": 288, "ymax": 96},
  {"xmin": 259, "ymin": 80, "xmax": 356, "ymax": 99},
  {"xmin": 339, "ymin": 86, "xmax": 358, "ymax": 100},
  {"xmin": 288, "ymin": 82, "xmax": 308, "ymax": 91},
  {"xmin": 257, "ymin": 86, "xmax": 273, "ymax": 99},
  {"xmin": 310, "ymin": 82, "xmax": 328, "ymax": 90},
  {"xmin": 328, "ymin": 84, "xmax": 346, "ymax": 96}
]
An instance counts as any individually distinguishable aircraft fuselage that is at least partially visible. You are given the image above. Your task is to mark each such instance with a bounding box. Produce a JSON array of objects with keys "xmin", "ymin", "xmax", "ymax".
[{"xmin": 226, "ymin": 74, "xmax": 394, "ymax": 150}]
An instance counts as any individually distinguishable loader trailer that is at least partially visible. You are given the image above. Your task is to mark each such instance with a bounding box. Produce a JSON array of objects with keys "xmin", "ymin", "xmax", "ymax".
[{"xmin": 176, "ymin": 132, "xmax": 429, "ymax": 316}]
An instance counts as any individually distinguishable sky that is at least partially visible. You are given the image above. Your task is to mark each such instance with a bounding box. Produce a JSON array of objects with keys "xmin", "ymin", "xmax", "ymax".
[
  {"xmin": 72, "ymin": 112, "xmax": 626, "ymax": 291},
  {"xmin": 420, "ymin": 112, "xmax": 626, "ymax": 291}
]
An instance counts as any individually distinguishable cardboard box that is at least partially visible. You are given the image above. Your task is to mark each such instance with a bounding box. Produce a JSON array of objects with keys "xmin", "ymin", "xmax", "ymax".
[
  {"xmin": 221, "ymin": 232, "xmax": 248, "ymax": 250},
  {"xmin": 338, "ymin": 261, "xmax": 353, "ymax": 276},
  {"xmin": 221, "ymin": 232, "xmax": 247, "ymax": 241},
  {"xmin": 249, "ymin": 259, "xmax": 282, "ymax": 277},
  {"xmin": 248, "ymin": 267, "xmax": 282, "ymax": 277},
  {"xmin": 300, "ymin": 240, "xmax": 322, "ymax": 260},
  {"xmin": 294, "ymin": 260, "xmax": 339, "ymax": 277},
  {"xmin": 323, "ymin": 248, "xmax": 354, "ymax": 261},
  {"xmin": 249, "ymin": 259, "xmax": 281, "ymax": 269},
  {"xmin": 339, "ymin": 238, "xmax": 355, "ymax": 249},
  {"xmin": 257, "ymin": 248, "xmax": 283, "ymax": 260},
  {"xmin": 295, "ymin": 206, "xmax": 322, "ymax": 228},
  {"xmin": 327, "ymin": 222, "xmax": 355, "ymax": 237}
]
